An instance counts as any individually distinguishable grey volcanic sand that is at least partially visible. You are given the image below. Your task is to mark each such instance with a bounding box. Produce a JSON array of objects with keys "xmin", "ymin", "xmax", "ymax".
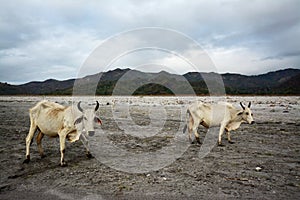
[{"xmin": 0, "ymin": 96, "xmax": 299, "ymax": 199}]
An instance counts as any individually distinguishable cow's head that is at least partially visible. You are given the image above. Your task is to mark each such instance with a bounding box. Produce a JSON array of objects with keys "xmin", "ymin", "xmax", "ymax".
[
  {"xmin": 238, "ymin": 102, "xmax": 255, "ymax": 124},
  {"xmin": 74, "ymin": 101, "xmax": 102, "ymax": 136}
]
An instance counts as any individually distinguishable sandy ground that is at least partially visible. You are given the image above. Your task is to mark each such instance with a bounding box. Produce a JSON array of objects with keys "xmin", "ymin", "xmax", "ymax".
[{"xmin": 0, "ymin": 96, "xmax": 299, "ymax": 199}]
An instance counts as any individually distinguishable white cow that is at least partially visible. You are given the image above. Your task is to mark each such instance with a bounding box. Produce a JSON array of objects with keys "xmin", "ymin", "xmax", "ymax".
[
  {"xmin": 23, "ymin": 100, "xmax": 102, "ymax": 166},
  {"xmin": 183, "ymin": 102, "xmax": 254, "ymax": 146}
]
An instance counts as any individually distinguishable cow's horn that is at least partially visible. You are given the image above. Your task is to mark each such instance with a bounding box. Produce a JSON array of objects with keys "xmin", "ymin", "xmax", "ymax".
[
  {"xmin": 240, "ymin": 102, "xmax": 245, "ymax": 110},
  {"xmin": 248, "ymin": 102, "xmax": 251, "ymax": 108},
  {"xmin": 95, "ymin": 101, "xmax": 99, "ymax": 111},
  {"xmin": 77, "ymin": 101, "xmax": 83, "ymax": 112}
]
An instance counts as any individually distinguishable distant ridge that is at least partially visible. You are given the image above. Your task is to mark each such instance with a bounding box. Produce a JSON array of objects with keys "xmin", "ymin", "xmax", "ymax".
[{"xmin": 1, "ymin": 68, "xmax": 299, "ymax": 95}]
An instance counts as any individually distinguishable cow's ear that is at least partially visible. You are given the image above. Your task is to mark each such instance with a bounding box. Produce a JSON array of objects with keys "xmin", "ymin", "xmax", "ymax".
[
  {"xmin": 237, "ymin": 112, "xmax": 243, "ymax": 116},
  {"xmin": 74, "ymin": 116, "xmax": 83, "ymax": 125},
  {"xmin": 94, "ymin": 117, "xmax": 102, "ymax": 125}
]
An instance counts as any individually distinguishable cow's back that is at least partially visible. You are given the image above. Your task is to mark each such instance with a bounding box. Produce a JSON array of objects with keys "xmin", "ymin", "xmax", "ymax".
[
  {"xmin": 188, "ymin": 102, "xmax": 212, "ymax": 121},
  {"xmin": 30, "ymin": 101, "xmax": 67, "ymax": 136},
  {"xmin": 188, "ymin": 101, "xmax": 238, "ymax": 127}
]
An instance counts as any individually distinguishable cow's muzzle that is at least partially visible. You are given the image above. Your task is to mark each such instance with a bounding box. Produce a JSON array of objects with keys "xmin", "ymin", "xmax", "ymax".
[
  {"xmin": 250, "ymin": 121, "xmax": 255, "ymax": 125},
  {"xmin": 88, "ymin": 131, "xmax": 95, "ymax": 136}
]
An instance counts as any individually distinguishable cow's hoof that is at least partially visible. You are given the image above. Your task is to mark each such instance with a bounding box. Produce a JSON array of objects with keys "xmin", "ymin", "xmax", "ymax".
[
  {"xmin": 40, "ymin": 154, "xmax": 46, "ymax": 159},
  {"xmin": 228, "ymin": 141, "xmax": 235, "ymax": 144},
  {"xmin": 23, "ymin": 155, "xmax": 30, "ymax": 164},
  {"xmin": 218, "ymin": 143, "xmax": 225, "ymax": 147},
  {"xmin": 60, "ymin": 162, "xmax": 67, "ymax": 167},
  {"xmin": 86, "ymin": 152, "xmax": 93, "ymax": 159},
  {"xmin": 196, "ymin": 138, "xmax": 201, "ymax": 144}
]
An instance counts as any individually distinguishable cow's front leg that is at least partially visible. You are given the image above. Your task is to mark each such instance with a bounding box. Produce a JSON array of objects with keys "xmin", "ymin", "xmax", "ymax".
[
  {"xmin": 24, "ymin": 122, "xmax": 37, "ymax": 163},
  {"xmin": 226, "ymin": 130, "xmax": 234, "ymax": 144},
  {"xmin": 218, "ymin": 123, "xmax": 226, "ymax": 146},
  {"xmin": 59, "ymin": 133, "xmax": 67, "ymax": 167},
  {"xmin": 194, "ymin": 129, "xmax": 201, "ymax": 144},
  {"xmin": 80, "ymin": 134, "xmax": 93, "ymax": 158}
]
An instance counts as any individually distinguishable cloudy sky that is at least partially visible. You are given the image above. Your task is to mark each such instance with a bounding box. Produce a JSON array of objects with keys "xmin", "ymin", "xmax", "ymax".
[{"xmin": 0, "ymin": 0, "xmax": 299, "ymax": 84}]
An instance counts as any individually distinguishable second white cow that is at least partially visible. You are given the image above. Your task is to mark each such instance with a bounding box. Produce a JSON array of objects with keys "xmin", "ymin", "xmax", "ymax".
[{"xmin": 183, "ymin": 102, "xmax": 254, "ymax": 146}]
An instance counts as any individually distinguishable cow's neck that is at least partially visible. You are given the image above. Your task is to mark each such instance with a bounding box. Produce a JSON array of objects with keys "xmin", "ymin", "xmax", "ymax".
[{"xmin": 232, "ymin": 109, "xmax": 243, "ymax": 122}]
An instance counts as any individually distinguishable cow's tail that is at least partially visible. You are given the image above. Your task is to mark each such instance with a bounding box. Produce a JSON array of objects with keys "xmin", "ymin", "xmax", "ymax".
[{"xmin": 182, "ymin": 109, "xmax": 190, "ymax": 133}]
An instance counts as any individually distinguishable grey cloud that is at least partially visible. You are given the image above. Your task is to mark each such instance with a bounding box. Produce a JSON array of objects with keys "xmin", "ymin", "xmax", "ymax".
[
  {"xmin": 0, "ymin": 0, "xmax": 300, "ymax": 83},
  {"xmin": 261, "ymin": 51, "xmax": 300, "ymax": 61}
]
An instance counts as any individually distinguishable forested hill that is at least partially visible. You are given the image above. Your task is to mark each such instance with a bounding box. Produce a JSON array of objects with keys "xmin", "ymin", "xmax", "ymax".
[{"xmin": 0, "ymin": 68, "xmax": 299, "ymax": 95}]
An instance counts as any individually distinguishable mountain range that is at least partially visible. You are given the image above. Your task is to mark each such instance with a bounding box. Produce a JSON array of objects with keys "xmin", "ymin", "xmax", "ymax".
[{"xmin": 0, "ymin": 68, "xmax": 299, "ymax": 95}]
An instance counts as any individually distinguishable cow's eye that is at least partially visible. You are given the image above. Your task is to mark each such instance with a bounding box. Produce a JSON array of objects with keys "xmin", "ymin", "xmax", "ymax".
[
  {"xmin": 74, "ymin": 116, "xmax": 83, "ymax": 125},
  {"xmin": 246, "ymin": 112, "xmax": 249, "ymax": 115},
  {"xmin": 251, "ymin": 113, "xmax": 253, "ymax": 116}
]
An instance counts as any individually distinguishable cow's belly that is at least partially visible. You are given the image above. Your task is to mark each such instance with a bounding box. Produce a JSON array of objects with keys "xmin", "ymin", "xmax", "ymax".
[
  {"xmin": 35, "ymin": 119, "xmax": 62, "ymax": 137},
  {"xmin": 206, "ymin": 121, "xmax": 221, "ymax": 128},
  {"xmin": 38, "ymin": 126, "xmax": 59, "ymax": 137},
  {"xmin": 199, "ymin": 119, "xmax": 218, "ymax": 128},
  {"xmin": 201, "ymin": 114, "xmax": 224, "ymax": 127}
]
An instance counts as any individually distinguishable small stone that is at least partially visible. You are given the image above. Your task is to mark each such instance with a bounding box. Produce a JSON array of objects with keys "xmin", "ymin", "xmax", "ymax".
[{"xmin": 255, "ymin": 167, "xmax": 262, "ymax": 171}]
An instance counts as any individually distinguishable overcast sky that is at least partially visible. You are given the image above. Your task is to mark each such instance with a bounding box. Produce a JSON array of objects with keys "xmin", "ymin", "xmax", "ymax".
[{"xmin": 0, "ymin": 0, "xmax": 299, "ymax": 84}]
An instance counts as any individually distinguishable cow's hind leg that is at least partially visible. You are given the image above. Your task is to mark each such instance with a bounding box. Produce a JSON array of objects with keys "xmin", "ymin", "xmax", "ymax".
[
  {"xmin": 36, "ymin": 130, "xmax": 45, "ymax": 158},
  {"xmin": 187, "ymin": 116, "xmax": 194, "ymax": 143},
  {"xmin": 80, "ymin": 134, "xmax": 93, "ymax": 158},
  {"xmin": 193, "ymin": 118, "xmax": 201, "ymax": 144},
  {"xmin": 24, "ymin": 121, "xmax": 38, "ymax": 163}
]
